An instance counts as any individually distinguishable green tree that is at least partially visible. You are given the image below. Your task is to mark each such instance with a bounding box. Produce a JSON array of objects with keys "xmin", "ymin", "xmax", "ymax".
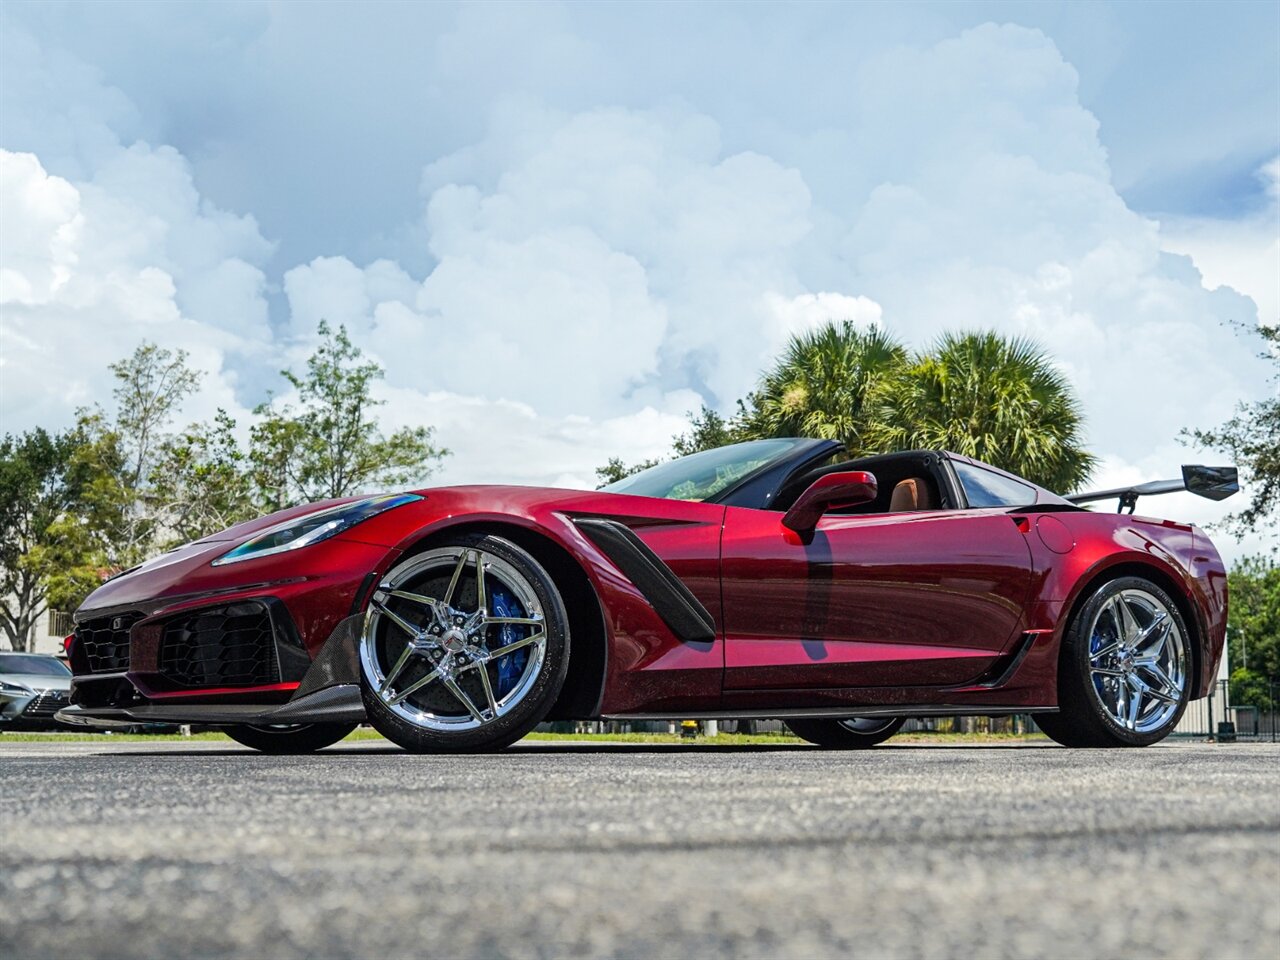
[
  {"xmin": 870, "ymin": 330, "xmax": 1095, "ymax": 492},
  {"xmin": 1225, "ymin": 556, "xmax": 1280, "ymax": 711},
  {"xmin": 672, "ymin": 406, "xmax": 741, "ymax": 457},
  {"xmin": 150, "ymin": 410, "xmax": 258, "ymax": 546},
  {"xmin": 741, "ymin": 322, "xmax": 909, "ymax": 449},
  {"xmin": 111, "ymin": 343, "xmax": 204, "ymax": 491},
  {"xmin": 250, "ymin": 321, "xmax": 447, "ymax": 508},
  {"xmin": 595, "ymin": 456, "xmax": 661, "ymax": 487},
  {"xmin": 72, "ymin": 343, "xmax": 206, "ymax": 571},
  {"xmin": 0, "ymin": 429, "xmax": 85, "ymax": 650},
  {"xmin": 1184, "ymin": 323, "xmax": 1279, "ymax": 537}
]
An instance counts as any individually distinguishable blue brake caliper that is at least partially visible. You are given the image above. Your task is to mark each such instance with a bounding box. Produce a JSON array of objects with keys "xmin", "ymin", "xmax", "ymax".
[
  {"xmin": 490, "ymin": 585, "xmax": 530, "ymax": 698},
  {"xmin": 1090, "ymin": 621, "xmax": 1109, "ymax": 698}
]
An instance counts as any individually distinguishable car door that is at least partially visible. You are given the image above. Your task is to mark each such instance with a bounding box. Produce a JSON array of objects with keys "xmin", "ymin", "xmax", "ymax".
[{"xmin": 719, "ymin": 505, "xmax": 1034, "ymax": 690}]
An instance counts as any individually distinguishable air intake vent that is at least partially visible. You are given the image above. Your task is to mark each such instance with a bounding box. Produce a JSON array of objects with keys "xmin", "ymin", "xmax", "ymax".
[
  {"xmin": 75, "ymin": 612, "xmax": 145, "ymax": 673},
  {"xmin": 159, "ymin": 602, "xmax": 280, "ymax": 688}
]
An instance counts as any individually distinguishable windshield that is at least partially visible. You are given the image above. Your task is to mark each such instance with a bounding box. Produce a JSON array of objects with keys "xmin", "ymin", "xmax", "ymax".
[
  {"xmin": 601, "ymin": 439, "xmax": 806, "ymax": 501},
  {"xmin": 0, "ymin": 654, "xmax": 71, "ymax": 678}
]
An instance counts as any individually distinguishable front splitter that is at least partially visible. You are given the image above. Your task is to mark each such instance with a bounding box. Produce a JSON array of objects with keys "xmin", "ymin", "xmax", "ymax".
[{"xmin": 57, "ymin": 684, "xmax": 366, "ymax": 728}]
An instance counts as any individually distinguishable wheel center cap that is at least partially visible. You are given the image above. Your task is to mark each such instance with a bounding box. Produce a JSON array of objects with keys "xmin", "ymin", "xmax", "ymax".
[{"xmin": 443, "ymin": 629, "xmax": 468, "ymax": 653}]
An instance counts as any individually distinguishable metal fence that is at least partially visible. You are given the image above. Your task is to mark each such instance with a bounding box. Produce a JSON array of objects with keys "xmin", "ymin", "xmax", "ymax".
[{"xmin": 1172, "ymin": 678, "xmax": 1279, "ymax": 741}]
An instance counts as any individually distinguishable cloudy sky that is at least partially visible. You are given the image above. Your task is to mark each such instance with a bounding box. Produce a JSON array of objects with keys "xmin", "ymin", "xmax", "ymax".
[{"xmin": 1, "ymin": 1, "xmax": 1277, "ymax": 557}]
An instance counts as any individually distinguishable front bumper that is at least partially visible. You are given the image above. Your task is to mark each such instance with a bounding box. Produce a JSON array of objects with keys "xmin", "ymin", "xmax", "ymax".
[
  {"xmin": 66, "ymin": 539, "xmax": 387, "ymax": 727},
  {"xmin": 1, "ymin": 687, "xmax": 73, "ymax": 727}
]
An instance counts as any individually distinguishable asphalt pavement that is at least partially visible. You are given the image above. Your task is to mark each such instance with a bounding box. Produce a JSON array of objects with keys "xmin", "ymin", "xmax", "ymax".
[{"xmin": 1, "ymin": 738, "xmax": 1277, "ymax": 959}]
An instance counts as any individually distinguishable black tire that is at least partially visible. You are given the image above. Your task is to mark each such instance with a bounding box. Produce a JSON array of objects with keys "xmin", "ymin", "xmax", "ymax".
[
  {"xmin": 360, "ymin": 533, "xmax": 570, "ymax": 754},
  {"xmin": 223, "ymin": 722, "xmax": 357, "ymax": 754},
  {"xmin": 1037, "ymin": 576, "xmax": 1193, "ymax": 748},
  {"xmin": 784, "ymin": 717, "xmax": 905, "ymax": 748}
]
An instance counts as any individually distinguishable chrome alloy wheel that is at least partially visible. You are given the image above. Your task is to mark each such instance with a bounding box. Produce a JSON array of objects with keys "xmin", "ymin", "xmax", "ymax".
[
  {"xmin": 360, "ymin": 547, "xmax": 548, "ymax": 732},
  {"xmin": 1086, "ymin": 587, "xmax": 1188, "ymax": 734}
]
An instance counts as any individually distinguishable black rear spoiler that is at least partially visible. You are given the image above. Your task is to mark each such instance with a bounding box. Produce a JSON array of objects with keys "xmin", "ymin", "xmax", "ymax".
[{"xmin": 1066, "ymin": 465, "xmax": 1238, "ymax": 514}]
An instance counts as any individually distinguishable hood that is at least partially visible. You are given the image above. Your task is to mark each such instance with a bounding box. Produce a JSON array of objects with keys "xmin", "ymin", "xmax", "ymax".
[{"xmin": 0, "ymin": 672, "xmax": 71, "ymax": 694}]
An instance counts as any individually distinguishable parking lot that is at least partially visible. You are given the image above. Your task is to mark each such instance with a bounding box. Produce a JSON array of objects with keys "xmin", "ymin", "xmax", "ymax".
[{"xmin": 1, "ymin": 738, "xmax": 1277, "ymax": 959}]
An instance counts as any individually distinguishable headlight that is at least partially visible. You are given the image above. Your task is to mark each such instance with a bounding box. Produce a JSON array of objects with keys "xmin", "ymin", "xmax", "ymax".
[
  {"xmin": 0, "ymin": 680, "xmax": 33, "ymax": 696},
  {"xmin": 212, "ymin": 494, "xmax": 422, "ymax": 566}
]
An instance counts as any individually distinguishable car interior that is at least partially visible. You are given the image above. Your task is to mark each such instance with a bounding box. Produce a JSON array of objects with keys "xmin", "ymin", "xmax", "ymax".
[{"xmin": 772, "ymin": 450, "xmax": 953, "ymax": 516}]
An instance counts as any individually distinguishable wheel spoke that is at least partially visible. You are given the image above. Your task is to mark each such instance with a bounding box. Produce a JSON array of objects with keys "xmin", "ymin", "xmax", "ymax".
[
  {"xmin": 1137, "ymin": 660, "xmax": 1177, "ymax": 694},
  {"xmin": 474, "ymin": 550, "xmax": 487, "ymax": 618},
  {"xmin": 1113, "ymin": 595, "xmax": 1140, "ymax": 649},
  {"xmin": 1136, "ymin": 618, "xmax": 1170, "ymax": 659},
  {"xmin": 386, "ymin": 667, "xmax": 441, "ymax": 706},
  {"xmin": 1091, "ymin": 666, "xmax": 1124, "ymax": 677},
  {"xmin": 488, "ymin": 632, "xmax": 543, "ymax": 660},
  {"xmin": 383, "ymin": 588, "xmax": 441, "ymax": 612},
  {"xmin": 476, "ymin": 664, "xmax": 499, "ymax": 718},
  {"xmin": 1114, "ymin": 678, "xmax": 1128, "ymax": 725},
  {"xmin": 379, "ymin": 642, "xmax": 417, "ymax": 694},
  {"xmin": 442, "ymin": 675, "xmax": 484, "ymax": 722},
  {"xmin": 1090, "ymin": 640, "xmax": 1121, "ymax": 661},
  {"xmin": 372, "ymin": 598, "xmax": 424, "ymax": 640},
  {"xmin": 1126, "ymin": 676, "xmax": 1144, "ymax": 728},
  {"xmin": 443, "ymin": 552, "xmax": 467, "ymax": 606}
]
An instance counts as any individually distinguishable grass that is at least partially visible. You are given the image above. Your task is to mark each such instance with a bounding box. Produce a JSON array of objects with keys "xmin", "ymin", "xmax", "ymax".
[{"xmin": 0, "ymin": 728, "xmax": 1047, "ymax": 745}]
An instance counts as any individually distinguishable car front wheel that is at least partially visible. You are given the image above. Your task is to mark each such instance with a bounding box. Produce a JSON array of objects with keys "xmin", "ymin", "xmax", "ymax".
[
  {"xmin": 224, "ymin": 722, "xmax": 357, "ymax": 754},
  {"xmin": 358, "ymin": 534, "xmax": 570, "ymax": 753}
]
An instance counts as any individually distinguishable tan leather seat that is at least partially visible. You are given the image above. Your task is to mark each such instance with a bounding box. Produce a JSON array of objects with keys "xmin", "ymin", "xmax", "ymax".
[{"xmin": 890, "ymin": 478, "xmax": 934, "ymax": 511}]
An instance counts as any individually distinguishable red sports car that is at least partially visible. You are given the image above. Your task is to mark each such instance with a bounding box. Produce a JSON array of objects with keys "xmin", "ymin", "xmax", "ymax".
[{"xmin": 59, "ymin": 439, "xmax": 1235, "ymax": 752}]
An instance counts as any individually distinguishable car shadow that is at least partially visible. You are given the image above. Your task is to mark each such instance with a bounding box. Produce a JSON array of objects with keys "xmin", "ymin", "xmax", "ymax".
[{"xmin": 84, "ymin": 740, "xmax": 1062, "ymax": 757}]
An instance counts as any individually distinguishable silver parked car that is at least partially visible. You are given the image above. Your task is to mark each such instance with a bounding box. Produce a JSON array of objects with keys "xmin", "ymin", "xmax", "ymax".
[{"xmin": 0, "ymin": 653, "xmax": 73, "ymax": 730}]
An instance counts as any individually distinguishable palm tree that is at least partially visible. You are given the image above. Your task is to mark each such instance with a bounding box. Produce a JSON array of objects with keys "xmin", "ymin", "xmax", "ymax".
[
  {"xmin": 743, "ymin": 321, "xmax": 909, "ymax": 450},
  {"xmin": 868, "ymin": 330, "xmax": 1095, "ymax": 492}
]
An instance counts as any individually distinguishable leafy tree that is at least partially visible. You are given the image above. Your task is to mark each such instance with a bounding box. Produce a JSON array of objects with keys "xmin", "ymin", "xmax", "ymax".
[
  {"xmin": 250, "ymin": 321, "xmax": 447, "ymax": 508},
  {"xmin": 870, "ymin": 330, "xmax": 1095, "ymax": 492},
  {"xmin": 43, "ymin": 413, "xmax": 135, "ymax": 609},
  {"xmin": 740, "ymin": 322, "xmax": 909, "ymax": 449},
  {"xmin": 0, "ymin": 429, "xmax": 85, "ymax": 650},
  {"xmin": 64, "ymin": 344, "xmax": 206, "ymax": 573},
  {"xmin": 595, "ymin": 456, "xmax": 662, "ymax": 487},
  {"xmin": 1184, "ymin": 323, "xmax": 1279, "ymax": 537},
  {"xmin": 672, "ymin": 406, "xmax": 741, "ymax": 457},
  {"xmin": 111, "ymin": 343, "xmax": 204, "ymax": 491},
  {"xmin": 150, "ymin": 410, "xmax": 258, "ymax": 546},
  {"xmin": 1225, "ymin": 556, "xmax": 1279, "ymax": 711}
]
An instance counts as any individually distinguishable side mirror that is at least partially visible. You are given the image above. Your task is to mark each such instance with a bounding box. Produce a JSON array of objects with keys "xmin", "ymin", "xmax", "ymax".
[{"xmin": 782, "ymin": 470, "xmax": 878, "ymax": 539}]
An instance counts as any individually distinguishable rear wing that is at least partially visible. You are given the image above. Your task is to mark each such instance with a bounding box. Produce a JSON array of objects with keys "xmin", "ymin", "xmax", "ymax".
[{"xmin": 1066, "ymin": 465, "xmax": 1238, "ymax": 514}]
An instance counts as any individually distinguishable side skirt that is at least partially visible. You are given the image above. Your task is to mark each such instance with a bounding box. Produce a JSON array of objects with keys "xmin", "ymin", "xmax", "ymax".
[{"xmin": 605, "ymin": 705, "xmax": 1059, "ymax": 721}]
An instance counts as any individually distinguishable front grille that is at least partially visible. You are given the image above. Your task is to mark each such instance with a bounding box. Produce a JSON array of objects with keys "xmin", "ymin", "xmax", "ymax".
[
  {"xmin": 22, "ymin": 690, "xmax": 70, "ymax": 718},
  {"xmin": 158, "ymin": 602, "xmax": 280, "ymax": 688},
  {"xmin": 76, "ymin": 612, "xmax": 145, "ymax": 673}
]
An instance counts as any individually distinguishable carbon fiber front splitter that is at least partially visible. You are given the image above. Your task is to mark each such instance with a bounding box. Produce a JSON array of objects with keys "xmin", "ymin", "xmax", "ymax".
[{"xmin": 56, "ymin": 683, "xmax": 366, "ymax": 728}]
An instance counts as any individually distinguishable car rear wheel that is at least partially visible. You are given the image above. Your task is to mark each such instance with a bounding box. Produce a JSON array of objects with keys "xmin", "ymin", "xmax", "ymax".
[
  {"xmin": 784, "ymin": 716, "xmax": 905, "ymax": 748},
  {"xmin": 1036, "ymin": 576, "xmax": 1192, "ymax": 748},
  {"xmin": 224, "ymin": 722, "xmax": 357, "ymax": 754},
  {"xmin": 359, "ymin": 534, "xmax": 570, "ymax": 753}
]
